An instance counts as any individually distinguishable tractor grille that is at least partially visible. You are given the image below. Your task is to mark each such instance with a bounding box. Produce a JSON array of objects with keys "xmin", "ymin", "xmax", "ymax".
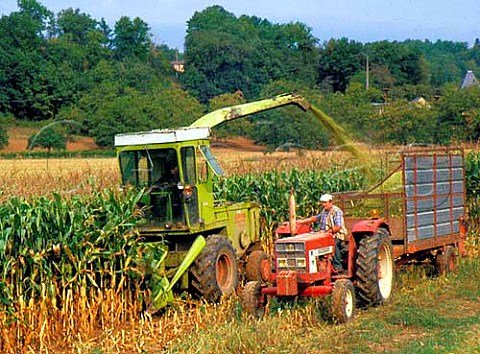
[{"xmin": 275, "ymin": 242, "xmax": 307, "ymax": 272}]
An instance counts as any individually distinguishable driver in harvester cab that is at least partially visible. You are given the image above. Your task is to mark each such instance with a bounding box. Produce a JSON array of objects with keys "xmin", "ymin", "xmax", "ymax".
[{"xmin": 297, "ymin": 194, "xmax": 348, "ymax": 273}]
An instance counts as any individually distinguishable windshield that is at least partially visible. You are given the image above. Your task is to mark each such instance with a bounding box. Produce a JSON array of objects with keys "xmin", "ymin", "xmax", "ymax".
[
  {"xmin": 200, "ymin": 145, "xmax": 224, "ymax": 176},
  {"xmin": 119, "ymin": 148, "xmax": 178, "ymax": 187}
]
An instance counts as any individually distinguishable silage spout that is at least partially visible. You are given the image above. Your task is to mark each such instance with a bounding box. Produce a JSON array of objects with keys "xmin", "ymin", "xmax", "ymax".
[{"xmin": 308, "ymin": 105, "xmax": 374, "ymax": 185}]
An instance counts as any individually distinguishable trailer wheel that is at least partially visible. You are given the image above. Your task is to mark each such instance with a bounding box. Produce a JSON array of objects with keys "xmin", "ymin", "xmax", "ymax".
[
  {"xmin": 190, "ymin": 235, "xmax": 238, "ymax": 302},
  {"xmin": 356, "ymin": 228, "xmax": 394, "ymax": 306},
  {"xmin": 245, "ymin": 251, "xmax": 271, "ymax": 282},
  {"xmin": 331, "ymin": 279, "xmax": 355, "ymax": 323},
  {"xmin": 242, "ymin": 281, "xmax": 266, "ymax": 318},
  {"xmin": 436, "ymin": 245, "xmax": 457, "ymax": 276}
]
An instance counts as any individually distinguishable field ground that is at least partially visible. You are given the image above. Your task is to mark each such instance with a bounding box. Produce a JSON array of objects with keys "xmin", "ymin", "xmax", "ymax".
[
  {"xmin": 69, "ymin": 258, "xmax": 480, "ymax": 353},
  {"xmin": 1, "ymin": 127, "xmax": 479, "ymax": 353}
]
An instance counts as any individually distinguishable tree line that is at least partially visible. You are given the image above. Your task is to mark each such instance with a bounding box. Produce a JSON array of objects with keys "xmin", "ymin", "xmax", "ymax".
[{"xmin": 1, "ymin": 1, "xmax": 480, "ymax": 149}]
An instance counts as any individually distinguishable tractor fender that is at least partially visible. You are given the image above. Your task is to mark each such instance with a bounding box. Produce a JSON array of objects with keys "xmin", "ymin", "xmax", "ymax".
[{"xmin": 351, "ymin": 218, "xmax": 390, "ymax": 235}]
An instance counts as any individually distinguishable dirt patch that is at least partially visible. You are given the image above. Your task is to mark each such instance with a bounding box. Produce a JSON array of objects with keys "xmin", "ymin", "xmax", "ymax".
[
  {"xmin": 211, "ymin": 136, "xmax": 264, "ymax": 152},
  {"xmin": 3, "ymin": 127, "xmax": 98, "ymax": 152}
]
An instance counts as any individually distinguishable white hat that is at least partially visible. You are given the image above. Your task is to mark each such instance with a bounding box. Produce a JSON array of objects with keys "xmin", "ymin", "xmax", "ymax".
[{"xmin": 320, "ymin": 194, "xmax": 333, "ymax": 202}]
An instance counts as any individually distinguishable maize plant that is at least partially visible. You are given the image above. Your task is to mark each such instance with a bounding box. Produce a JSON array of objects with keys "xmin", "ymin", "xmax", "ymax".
[
  {"xmin": 466, "ymin": 151, "xmax": 480, "ymax": 228},
  {"xmin": 0, "ymin": 187, "xmax": 169, "ymax": 352},
  {"xmin": 214, "ymin": 167, "xmax": 365, "ymax": 249}
]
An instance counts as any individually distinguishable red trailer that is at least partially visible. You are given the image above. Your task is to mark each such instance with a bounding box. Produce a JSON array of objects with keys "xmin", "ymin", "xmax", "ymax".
[{"xmin": 337, "ymin": 146, "xmax": 467, "ymax": 271}]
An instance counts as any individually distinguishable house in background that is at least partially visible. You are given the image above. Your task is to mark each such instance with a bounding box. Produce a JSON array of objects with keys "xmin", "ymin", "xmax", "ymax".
[
  {"xmin": 411, "ymin": 96, "xmax": 430, "ymax": 108},
  {"xmin": 460, "ymin": 70, "xmax": 480, "ymax": 89}
]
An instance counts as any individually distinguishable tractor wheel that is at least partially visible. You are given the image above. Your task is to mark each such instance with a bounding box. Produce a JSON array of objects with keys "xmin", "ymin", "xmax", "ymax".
[
  {"xmin": 190, "ymin": 235, "xmax": 238, "ymax": 302},
  {"xmin": 356, "ymin": 228, "xmax": 394, "ymax": 306},
  {"xmin": 436, "ymin": 245, "xmax": 457, "ymax": 276},
  {"xmin": 245, "ymin": 250, "xmax": 271, "ymax": 282},
  {"xmin": 242, "ymin": 281, "xmax": 266, "ymax": 318},
  {"xmin": 331, "ymin": 279, "xmax": 355, "ymax": 324}
]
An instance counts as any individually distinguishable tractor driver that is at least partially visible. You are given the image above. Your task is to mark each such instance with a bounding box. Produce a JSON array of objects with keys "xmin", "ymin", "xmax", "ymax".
[{"xmin": 297, "ymin": 194, "xmax": 348, "ymax": 273}]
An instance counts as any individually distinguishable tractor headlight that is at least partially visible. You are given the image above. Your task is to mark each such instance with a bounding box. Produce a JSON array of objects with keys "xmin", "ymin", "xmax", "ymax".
[
  {"xmin": 295, "ymin": 258, "xmax": 306, "ymax": 268},
  {"xmin": 277, "ymin": 258, "xmax": 288, "ymax": 269}
]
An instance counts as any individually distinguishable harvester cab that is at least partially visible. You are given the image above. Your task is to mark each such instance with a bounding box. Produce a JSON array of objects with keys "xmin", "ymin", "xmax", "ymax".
[{"xmin": 115, "ymin": 127, "xmax": 222, "ymax": 230}]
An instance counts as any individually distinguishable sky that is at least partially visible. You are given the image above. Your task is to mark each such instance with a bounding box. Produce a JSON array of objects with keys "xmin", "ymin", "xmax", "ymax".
[{"xmin": 1, "ymin": 0, "xmax": 479, "ymax": 50}]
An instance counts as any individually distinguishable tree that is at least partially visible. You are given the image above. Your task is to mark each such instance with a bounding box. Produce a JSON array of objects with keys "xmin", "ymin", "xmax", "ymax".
[
  {"xmin": 56, "ymin": 8, "xmax": 98, "ymax": 45},
  {"xmin": 27, "ymin": 126, "xmax": 67, "ymax": 151},
  {"xmin": 250, "ymin": 80, "xmax": 329, "ymax": 149},
  {"xmin": 318, "ymin": 38, "xmax": 364, "ymax": 92},
  {"xmin": 113, "ymin": 16, "xmax": 151, "ymax": 60},
  {"xmin": 184, "ymin": 6, "xmax": 319, "ymax": 102}
]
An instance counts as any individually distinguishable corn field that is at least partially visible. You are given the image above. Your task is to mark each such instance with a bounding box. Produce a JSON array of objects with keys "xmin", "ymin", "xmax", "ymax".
[
  {"xmin": 0, "ymin": 149, "xmax": 478, "ymax": 352},
  {"xmin": 215, "ymin": 167, "xmax": 365, "ymax": 251},
  {"xmin": 0, "ymin": 188, "xmax": 171, "ymax": 352}
]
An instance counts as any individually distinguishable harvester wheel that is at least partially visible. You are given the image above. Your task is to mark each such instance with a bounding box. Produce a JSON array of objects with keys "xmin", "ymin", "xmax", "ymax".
[
  {"xmin": 242, "ymin": 281, "xmax": 266, "ymax": 318},
  {"xmin": 436, "ymin": 245, "xmax": 457, "ymax": 276},
  {"xmin": 356, "ymin": 228, "xmax": 394, "ymax": 306},
  {"xmin": 331, "ymin": 279, "xmax": 355, "ymax": 324},
  {"xmin": 190, "ymin": 235, "xmax": 238, "ymax": 302},
  {"xmin": 245, "ymin": 251, "xmax": 271, "ymax": 282}
]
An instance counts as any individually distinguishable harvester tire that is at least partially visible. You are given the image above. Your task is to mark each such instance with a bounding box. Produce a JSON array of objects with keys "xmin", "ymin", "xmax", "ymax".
[
  {"xmin": 331, "ymin": 279, "xmax": 355, "ymax": 324},
  {"xmin": 245, "ymin": 251, "xmax": 271, "ymax": 282},
  {"xmin": 242, "ymin": 281, "xmax": 266, "ymax": 318},
  {"xmin": 190, "ymin": 235, "xmax": 238, "ymax": 302},
  {"xmin": 356, "ymin": 228, "xmax": 394, "ymax": 306},
  {"xmin": 436, "ymin": 245, "xmax": 457, "ymax": 276}
]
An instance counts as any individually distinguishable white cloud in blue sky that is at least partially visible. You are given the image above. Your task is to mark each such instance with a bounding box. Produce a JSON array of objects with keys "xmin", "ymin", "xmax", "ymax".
[{"xmin": 1, "ymin": 0, "xmax": 479, "ymax": 49}]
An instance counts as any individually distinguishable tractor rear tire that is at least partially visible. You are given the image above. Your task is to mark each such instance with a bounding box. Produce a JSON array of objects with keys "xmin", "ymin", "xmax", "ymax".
[
  {"xmin": 190, "ymin": 235, "xmax": 238, "ymax": 302},
  {"xmin": 245, "ymin": 250, "xmax": 271, "ymax": 282},
  {"xmin": 356, "ymin": 228, "xmax": 394, "ymax": 306},
  {"xmin": 242, "ymin": 281, "xmax": 266, "ymax": 318},
  {"xmin": 436, "ymin": 245, "xmax": 457, "ymax": 276},
  {"xmin": 331, "ymin": 279, "xmax": 355, "ymax": 324}
]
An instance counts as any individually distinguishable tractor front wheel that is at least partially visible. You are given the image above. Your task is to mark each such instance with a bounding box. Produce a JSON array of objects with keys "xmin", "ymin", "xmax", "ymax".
[
  {"xmin": 356, "ymin": 228, "xmax": 394, "ymax": 306},
  {"xmin": 190, "ymin": 235, "xmax": 238, "ymax": 302},
  {"xmin": 245, "ymin": 250, "xmax": 271, "ymax": 282},
  {"xmin": 331, "ymin": 279, "xmax": 355, "ymax": 323},
  {"xmin": 242, "ymin": 281, "xmax": 267, "ymax": 318}
]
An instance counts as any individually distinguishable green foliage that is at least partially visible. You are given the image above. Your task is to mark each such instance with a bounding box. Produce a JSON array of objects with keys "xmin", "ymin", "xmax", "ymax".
[
  {"xmin": 184, "ymin": 6, "xmax": 319, "ymax": 102},
  {"xmin": 0, "ymin": 124, "xmax": 8, "ymax": 149},
  {"xmin": 214, "ymin": 167, "xmax": 365, "ymax": 238},
  {"xmin": 71, "ymin": 85, "xmax": 204, "ymax": 147},
  {"xmin": 2, "ymin": 2, "xmax": 480, "ymax": 149},
  {"xmin": 27, "ymin": 126, "xmax": 67, "ymax": 151},
  {"xmin": 208, "ymin": 92, "xmax": 253, "ymax": 138},
  {"xmin": 0, "ymin": 149, "xmax": 115, "ymax": 159},
  {"xmin": 318, "ymin": 38, "xmax": 364, "ymax": 92},
  {"xmin": 0, "ymin": 188, "xmax": 146, "ymax": 312},
  {"xmin": 433, "ymin": 85, "xmax": 480, "ymax": 142},
  {"xmin": 466, "ymin": 151, "xmax": 480, "ymax": 228},
  {"xmin": 249, "ymin": 80, "xmax": 329, "ymax": 149},
  {"xmin": 113, "ymin": 16, "xmax": 151, "ymax": 60},
  {"xmin": 377, "ymin": 100, "xmax": 438, "ymax": 144}
]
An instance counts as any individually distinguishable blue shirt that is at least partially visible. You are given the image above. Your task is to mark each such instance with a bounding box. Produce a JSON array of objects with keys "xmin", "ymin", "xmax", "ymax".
[{"xmin": 316, "ymin": 205, "xmax": 344, "ymax": 230}]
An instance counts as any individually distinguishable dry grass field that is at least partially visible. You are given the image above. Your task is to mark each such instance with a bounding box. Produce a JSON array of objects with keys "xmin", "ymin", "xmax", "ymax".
[{"xmin": 0, "ymin": 138, "xmax": 395, "ymax": 202}]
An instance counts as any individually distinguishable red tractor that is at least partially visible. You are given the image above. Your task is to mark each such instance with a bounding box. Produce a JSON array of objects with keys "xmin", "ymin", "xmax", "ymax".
[
  {"xmin": 242, "ymin": 147, "xmax": 467, "ymax": 323},
  {"xmin": 242, "ymin": 219, "xmax": 395, "ymax": 323}
]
